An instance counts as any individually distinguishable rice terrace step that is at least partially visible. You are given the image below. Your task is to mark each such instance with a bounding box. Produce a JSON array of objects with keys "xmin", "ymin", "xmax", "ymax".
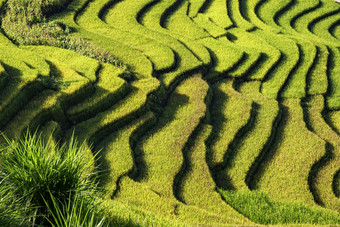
[{"xmin": 0, "ymin": 0, "xmax": 339, "ymax": 226}]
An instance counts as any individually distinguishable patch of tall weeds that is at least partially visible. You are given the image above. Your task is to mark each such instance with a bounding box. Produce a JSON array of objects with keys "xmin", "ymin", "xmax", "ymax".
[{"xmin": 0, "ymin": 132, "xmax": 109, "ymax": 226}]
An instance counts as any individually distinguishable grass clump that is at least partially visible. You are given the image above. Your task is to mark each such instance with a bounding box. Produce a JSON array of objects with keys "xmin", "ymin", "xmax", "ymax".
[{"xmin": 0, "ymin": 131, "xmax": 109, "ymax": 226}]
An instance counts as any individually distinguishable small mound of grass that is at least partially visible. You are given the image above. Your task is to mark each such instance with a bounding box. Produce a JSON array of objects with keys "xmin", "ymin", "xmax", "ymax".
[{"xmin": 0, "ymin": 131, "xmax": 109, "ymax": 226}]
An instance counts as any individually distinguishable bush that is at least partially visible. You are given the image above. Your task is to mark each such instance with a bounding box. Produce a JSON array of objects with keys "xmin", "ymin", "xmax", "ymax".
[{"xmin": 0, "ymin": 131, "xmax": 108, "ymax": 226}]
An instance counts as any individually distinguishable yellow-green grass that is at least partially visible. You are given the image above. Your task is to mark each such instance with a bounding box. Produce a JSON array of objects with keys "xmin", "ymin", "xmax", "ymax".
[
  {"xmin": 66, "ymin": 63, "xmax": 129, "ymax": 123},
  {"xmin": 305, "ymin": 95, "xmax": 340, "ymax": 212},
  {"xmin": 256, "ymin": 0, "xmax": 293, "ymax": 32},
  {"xmin": 70, "ymin": 77, "xmax": 160, "ymax": 144},
  {"xmin": 252, "ymin": 30, "xmax": 299, "ymax": 99},
  {"xmin": 114, "ymin": 176, "xmax": 249, "ymax": 226},
  {"xmin": 291, "ymin": 0, "xmax": 340, "ymax": 46},
  {"xmin": 104, "ymin": 0, "xmax": 207, "ymax": 87},
  {"xmin": 165, "ymin": 0, "xmax": 209, "ymax": 40},
  {"xmin": 192, "ymin": 13, "xmax": 227, "ymax": 38},
  {"xmin": 187, "ymin": 0, "xmax": 206, "ymax": 18},
  {"xmin": 242, "ymin": 0, "xmax": 280, "ymax": 32},
  {"xmin": 179, "ymin": 124, "xmax": 252, "ymax": 224},
  {"xmin": 307, "ymin": 44, "xmax": 329, "ymax": 95},
  {"xmin": 227, "ymin": 0, "xmax": 254, "ymax": 31},
  {"xmin": 257, "ymin": 99, "xmax": 325, "ymax": 207},
  {"xmin": 219, "ymin": 189, "xmax": 340, "ymax": 225},
  {"xmin": 281, "ymin": 38, "xmax": 317, "ymax": 99},
  {"xmin": 37, "ymin": 121, "xmax": 62, "ymax": 146},
  {"xmin": 199, "ymin": 37, "xmax": 243, "ymax": 81},
  {"xmin": 3, "ymin": 61, "xmax": 91, "ymax": 139},
  {"xmin": 2, "ymin": 90, "xmax": 58, "ymax": 140},
  {"xmin": 0, "ymin": 74, "xmax": 43, "ymax": 129},
  {"xmin": 22, "ymin": 45, "xmax": 100, "ymax": 82},
  {"xmin": 326, "ymin": 46, "xmax": 340, "ymax": 110},
  {"xmin": 137, "ymin": 0, "xmax": 212, "ymax": 65},
  {"xmin": 52, "ymin": 0, "xmax": 153, "ymax": 78},
  {"xmin": 276, "ymin": 0, "xmax": 320, "ymax": 33},
  {"xmin": 199, "ymin": 0, "xmax": 233, "ymax": 29},
  {"xmin": 208, "ymin": 80, "xmax": 253, "ymax": 169},
  {"xmin": 328, "ymin": 110, "xmax": 340, "ymax": 133},
  {"xmin": 73, "ymin": 0, "xmax": 154, "ymax": 78},
  {"xmin": 94, "ymin": 113, "xmax": 155, "ymax": 195},
  {"xmin": 0, "ymin": 63, "xmax": 9, "ymax": 90},
  {"xmin": 75, "ymin": 0, "xmax": 177, "ymax": 74},
  {"xmin": 0, "ymin": 37, "xmax": 50, "ymax": 78},
  {"xmin": 225, "ymin": 28, "xmax": 282, "ymax": 81},
  {"xmin": 217, "ymin": 81, "xmax": 279, "ymax": 190},
  {"xmin": 138, "ymin": 75, "xmax": 208, "ymax": 198},
  {"xmin": 333, "ymin": 22, "xmax": 340, "ymax": 39},
  {"xmin": 309, "ymin": 8, "xmax": 340, "ymax": 44},
  {"xmin": 99, "ymin": 195, "xmax": 188, "ymax": 226}
]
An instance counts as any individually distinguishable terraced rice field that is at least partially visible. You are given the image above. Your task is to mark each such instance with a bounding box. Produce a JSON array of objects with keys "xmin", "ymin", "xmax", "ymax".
[{"xmin": 0, "ymin": 0, "xmax": 340, "ymax": 225}]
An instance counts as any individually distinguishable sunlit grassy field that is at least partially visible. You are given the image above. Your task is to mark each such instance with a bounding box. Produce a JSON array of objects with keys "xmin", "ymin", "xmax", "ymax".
[{"xmin": 0, "ymin": 0, "xmax": 339, "ymax": 225}]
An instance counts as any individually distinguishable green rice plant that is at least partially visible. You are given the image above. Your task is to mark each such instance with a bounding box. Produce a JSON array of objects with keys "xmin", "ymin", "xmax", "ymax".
[
  {"xmin": 333, "ymin": 22, "xmax": 340, "ymax": 39},
  {"xmin": 307, "ymin": 44, "xmax": 329, "ymax": 95},
  {"xmin": 73, "ymin": 0, "xmax": 175, "ymax": 75},
  {"xmin": 179, "ymin": 124, "xmax": 253, "ymax": 224},
  {"xmin": 114, "ymin": 176, "xmax": 248, "ymax": 226},
  {"xmin": 222, "ymin": 42, "xmax": 262, "ymax": 78},
  {"xmin": 139, "ymin": 75, "xmax": 208, "ymax": 198},
  {"xmin": 227, "ymin": 0, "xmax": 254, "ymax": 31},
  {"xmin": 2, "ymin": 58, "xmax": 93, "ymax": 139},
  {"xmin": 217, "ymin": 81, "xmax": 279, "ymax": 190},
  {"xmin": 219, "ymin": 189, "xmax": 340, "ymax": 225},
  {"xmin": 256, "ymin": 0, "xmax": 292, "ymax": 32},
  {"xmin": 292, "ymin": 0, "xmax": 340, "ymax": 46},
  {"xmin": 38, "ymin": 121, "xmax": 62, "ymax": 147},
  {"xmin": 186, "ymin": 0, "xmax": 206, "ymax": 18},
  {"xmin": 281, "ymin": 38, "xmax": 317, "ymax": 99},
  {"xmin": 101, "ymin": 196, "xmax": 187, "ymax": 226},
  {"xmin": 276, "ymin": 0, "xmax": 320, "ymax": 33},
  {"xmin": 309, "ymin": 7, "xmax": 340, "ymax": 44},
  {"xmin": 0, "ymin": 34, "xmax": 50, "ymax": 78},
  {"xmin": 23, "ymin": 45, "xmax": 100, "ymax": 82},
  {"xmin": 1, "ymin": 0, "xmax": 126, "ymax": 70},
  {"xmin": 0, "ymin": 131, "xmax": 99, "ymax": 225},
  {"xmin": 2, "ymin": 90, "xmax": 59, "ymax": 140},
  {"xmin": 165, "ymin": 0, "xmax": 209, "ymax": 39},
  {"xmin": 0, "ymin": 77, "xmax": 44, "ymax": 129},
  {"xmin": 208, "ymin": 80, "xmax": 253, "ymax": 169},
  {"xmin": 71, "ymin": 77, "xmax": 159, "ymax": 145},
  {"xmin": 0, "ymin": 63, "xmax": 9, "ymax": 90},
  {"xmin": 192, "ymin": 13, "xmax": 227, "ymax": 38},
  {"xmin": 304, "ymin": 95, "xmax": 340, "ymax": 212},
  {"xmin": 326, "ymin": 46, "xmax": 340, "ymax": 110},
  {"xmin": 199, "ymin": 0, "xmax": 233, "ymax": 29},
  {"xmin": 327, "ymin": 110, "xmax": 340, "ymax": 134},
  {"xmin": 102, "ymin": 0, "xmax": 208, "ymax": 87},
  {"xmin": 199, "ymin": 37, "xmax": 243, "ymax": 81},
  {"xmin": 253, "ymin": 30, "xmax": 300, "ymax": 99},
  {"xmin": 242, "ymin": 0, "xmax": 280, "ymax": 32},
  {"xmin": 256, "ymin": 99, "xmax": 326, "ymax": 207},
  {"xmin": 67, "ymin": 63, "xmax": 129, "ymax": 123},
  {"xmin": 94, "ymin": 113, "xmax": 155, "ymax": 194},
  {"xmin": 225, "ymin": 28, "xmax": 282, "ymax": 81}
]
